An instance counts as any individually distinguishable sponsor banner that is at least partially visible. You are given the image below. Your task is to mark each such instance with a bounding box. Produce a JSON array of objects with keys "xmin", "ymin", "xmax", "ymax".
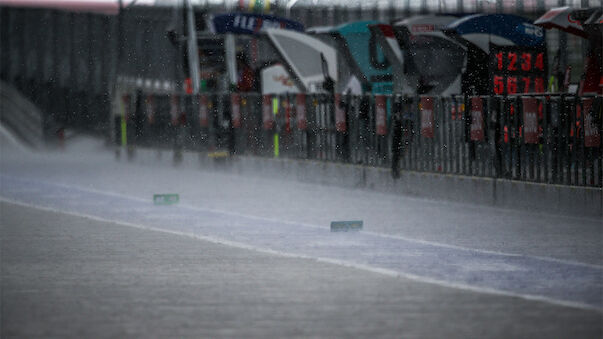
[
  {"xmin": 145, "ymin": 95, "xmax": 155, "ymax": 124},
  {"xmin": 375, "ymin": 95, "xmax": 387, "ymax": 136},
  {"xmin": 451, "ymin": 101, "xmax": 464, "ymax": 121},
  {"xmin": 334, "ymin": 94, "xmax": 346, "ymax": 132},
  {"xmin": 122, "ymin": 94, "xmax": 131, "ymax": 121},
  {"xmin": 296, "ymin": 94, "xmax": 306, "ymax": 130},
  {"xmin": 262, "ymin": 95, "xmax": 274, "ymax": 130},
  {"xmin": 522, "ymin": 97, "xmax": 539, "ymax": 144},
  {"xmin": 199, "ymin": 95, "xmax": 209, "ymax": 127},
  {"xmin": 212, "ymin": 13, "xmax": 304, "ymax": 35},
  {"xmin": 583, "ymin": 98, "xmax": 600, "ymax": 148},
  {"xmin": 169, "ymin": 95, "xmax": 180, "ymax": 125},
  {"xmin": 231, "ymin": 93, "xmax": 241, "ymax": 128},
  {"xmin": 420, "ymin": 96, "xmax": 434, "ymax": 138},
  {"xmin": 470, "ymin": 97, "xmax": 485, "ymax": 141}
]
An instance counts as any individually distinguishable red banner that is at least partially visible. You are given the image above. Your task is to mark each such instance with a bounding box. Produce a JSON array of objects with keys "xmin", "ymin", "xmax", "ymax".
[
  {"xmin": 169, "ymin": 95, "xmax": 180, "ymax": 125},
  {"xmin": 375, "ymin": 95, "xmax": 387, "ymax": 136},
  {"xmin": 583, "ymin": 98, "xmax": 600, "ymax": 148},
  {"xmin": 199, "ymin": 95, "xmax": 209, "ymax": 127},
  {"xmin": 284, "ymin": 98, "xmax": 291, "ymax": 133},
  {"xmin": 296, "ymin": 94, "xmax": 306, "ymax": 130},
  {"xmin": 451, "ymin": 102, "xmax": 457, "ymax": 120},
  {"xmin": 231, "ymin": 93, "xmax": 241, "ymax": 128},
  {"xmin": 262, "ymin": 95, "xmax": 273, "ymax": 130},
  {"xmin": 122, "ymin": 95, "xmax": 131, "ymax": 121},
  {"xmin": 145, "ymin": 95, "xmax": 155, "ymax": 124},
  {"xmin": 420, "ymin": 97, "xmax": 434, "ymax": 138},
  {"xmin": 522, "ymin": 97, "xmax": 539, "ymax": 144},
  {"xmin": 470, "ymin": 97, "xmax": 484, "ymax": 141},
  {"xmin": 334, "ymin": 94, "xmax": 346, "ymax": 132}
]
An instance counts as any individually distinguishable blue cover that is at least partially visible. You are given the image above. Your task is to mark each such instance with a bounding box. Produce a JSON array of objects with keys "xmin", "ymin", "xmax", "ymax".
[
  {"xmin": 446, "ymin": 14, "xmax": 546, "ymax": 47},
  {"xmin": 212, "ymin": 12, "xmax": 304, "ymax": 35}
]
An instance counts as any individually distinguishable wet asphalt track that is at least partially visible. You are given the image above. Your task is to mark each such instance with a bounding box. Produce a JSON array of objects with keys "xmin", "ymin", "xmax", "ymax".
[
  {"xmin": 2, "ymin": 202, "xmax": 602, "ymax": 338},
  {"xmin": 1, "ymin": 137, "xmax": 602, "ymax": 337}
]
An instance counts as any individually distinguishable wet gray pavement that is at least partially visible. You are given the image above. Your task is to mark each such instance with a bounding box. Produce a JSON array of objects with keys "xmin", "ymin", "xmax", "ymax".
[{"xmin": 2, "ymin": 202, "xmax": 601, "ymax": 338}]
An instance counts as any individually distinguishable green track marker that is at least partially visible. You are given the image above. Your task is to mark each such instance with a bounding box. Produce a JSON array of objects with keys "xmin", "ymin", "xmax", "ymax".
[
  {"xmin": 330, "ymin": 220, "xmax": 363, "ymax": 232},
  {"xmin": 153, "ymin": 194, "xmax": 179, "ymax": 205},
  {"xmin": 121, "ymin": 115, "xmax": 127, "ymax": 147}
]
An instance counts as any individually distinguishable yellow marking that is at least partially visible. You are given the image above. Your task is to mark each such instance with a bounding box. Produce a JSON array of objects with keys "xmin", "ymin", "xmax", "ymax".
[
  {"xmin": 208, "ymin": 151, "xmax": 229, "ymax": 158},
  {"xmin": 121, "ymin": 115, "xmax": 127, "ymax": 147},
  {"xmin": 273, "ymin": 98, "xmax": 279, "ymax": 115},
  {"xmin": 274, "ymin": 133, "xmax": 279, "ymax": 158}
]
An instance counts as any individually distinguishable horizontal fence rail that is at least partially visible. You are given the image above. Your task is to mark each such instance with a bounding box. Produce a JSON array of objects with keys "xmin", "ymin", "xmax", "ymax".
[{"xmin": 116, "ymin": 91, "xmax": 602, "ymax": 188}]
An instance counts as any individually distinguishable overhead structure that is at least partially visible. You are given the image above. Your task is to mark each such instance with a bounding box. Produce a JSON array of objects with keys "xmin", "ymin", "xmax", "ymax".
[
  {"xmin": 444, "ymin": 14, "xmax": 547, "ymax": 95},
  {"xmin": 210, "ymin": 12, "xmax": 304, "ymax": 34},
  {"xmin": 535, "ymin": 7, "xmax": 602, "ymax": 94},
  {"xmin": 308, "ymin": 20, "xmax": 392, "ymax": 95},
  {"xmin": 372, "ymin": 15, "xmax": 465, "ymax": 95},
  {"xmin": 265, "ymin": 28, "xmax": 337, "ymax": 92},
  {"xmin": 445, "ymin": 14, "xmax": 546, "ymax": 52},
  {"xmin": 370, "ymin": 13, "xmax": 548, "ymax": 95}
]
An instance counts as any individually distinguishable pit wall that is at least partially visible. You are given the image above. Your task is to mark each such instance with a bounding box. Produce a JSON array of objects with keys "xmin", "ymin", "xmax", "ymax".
[{"xmin": 125, "ymin": 147, "xmax": 603, "ymax": 219}]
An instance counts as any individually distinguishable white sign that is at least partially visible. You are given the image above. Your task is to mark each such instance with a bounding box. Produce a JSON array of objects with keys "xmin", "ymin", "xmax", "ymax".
[{"xmin": 261, "ymin": 64, "xmax": 300, "ymax": 95}]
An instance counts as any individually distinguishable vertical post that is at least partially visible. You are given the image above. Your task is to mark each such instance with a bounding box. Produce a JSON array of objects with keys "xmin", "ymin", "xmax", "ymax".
[
  {"xmin": 543, "ymin": 96, "xmax": 550, "ymax": 183},
  {"xmin": 112, "ymin": 0, "xmax": 124, "ymax": 127},
  {"xmin": 514, "ymin": 96, "xmax": 521, "ymax": 180}
]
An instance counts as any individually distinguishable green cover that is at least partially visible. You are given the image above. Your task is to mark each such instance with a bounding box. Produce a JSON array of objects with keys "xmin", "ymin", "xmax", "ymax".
[{"xmin": 330, "ymin": 220, "xmax": 363, "ymax": 232}]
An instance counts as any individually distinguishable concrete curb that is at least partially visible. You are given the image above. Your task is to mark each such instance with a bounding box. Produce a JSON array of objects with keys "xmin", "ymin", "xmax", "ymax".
[{"xmin": 123, "ymin": 146, "xmax": 603, "ymax": 219}]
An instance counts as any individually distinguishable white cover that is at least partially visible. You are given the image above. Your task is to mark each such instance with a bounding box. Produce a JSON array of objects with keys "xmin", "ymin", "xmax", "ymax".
[
  {"xmin": 264, "ymin": 28, "xmax": 337, "ymax": 93},
  {"xmin": 534, "ymin": 7, "xmax": 586, "ymax": 38},
  {"xmin": 261, "ymin": 64, "xmax": 301, "ymax": 95}
]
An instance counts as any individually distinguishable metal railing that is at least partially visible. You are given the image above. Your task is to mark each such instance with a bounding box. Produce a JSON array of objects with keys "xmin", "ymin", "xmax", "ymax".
[{"xmin": 117, "ymin": 91, "xmax": 602, "ymax": 188}]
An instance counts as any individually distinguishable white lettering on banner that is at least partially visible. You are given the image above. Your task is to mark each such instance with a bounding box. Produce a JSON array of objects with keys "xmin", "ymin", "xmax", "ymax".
[
  {"xmin": 334, "ymin": 94, "xmax": 346, "ymax": 132},
  {"xmin": 231, "ymin": 94, "xmax": 241, "ymax": 128},
  {"xmin": 524, "ymin": 112, "xmax": 538, "ymax": 134},
  {"xmin": 296, "ymin": 94, "xmax": 306, "ymax": 130},
  {"xmin": 246, "ymin": 18, "xmax": 256, "ymax": 30},
  {"xmin": 199, "ymin": 96, "xmax": 208, "ymax": 127},
  {"xmin": 376, "ymin": 106, "xmax": 386, "ymax": 123},
  {"xmin": 421, "ymin": 110, "xmax": 432, "ymax": 129},
  {"xmin": 169, "ymin": 97, "xmax": 179, "ymax": 121},
  {"xmin": 262, "ymin": 96, "xmax": 273, "ymax": 130},
  {"xmin": 233, "ymin": 15, "xmax": 284, "ymax": 32},
  {"xmin": 411, "ymin": 24, "xmax": 436, "ymax": 33},
  {"xmin": 375, "ymin": 95, "xmax": 387, "ymax": 135},
  {"xmin": 585, "ymin": 114, "xmax": 596, "ymax": 137},
  {"xmin": 471, "ymin": 111, "xmax": 482, "ymax": 131},
  {"xmin": 522, "ymin": 98, "xmax": 539, "ymax": 144},
  {"xmin": 523, "ymin": 23, "xmax": 544, "ymax": 37}
]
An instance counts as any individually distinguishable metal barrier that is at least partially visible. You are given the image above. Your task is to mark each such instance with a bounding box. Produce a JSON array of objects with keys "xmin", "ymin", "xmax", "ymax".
[
  {"xmin": 2, "ymin": 7, "xmax": 599, "ymax": 188},
  {"xmin": 116, "ymin": 91, "xmax": 601, "ymax": 188}
]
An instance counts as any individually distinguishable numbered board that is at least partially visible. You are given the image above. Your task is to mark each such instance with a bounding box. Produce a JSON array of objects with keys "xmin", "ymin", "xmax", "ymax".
[{"xmin": 490, "ymin": 46, "xmax": 547, "ymax": 95}]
